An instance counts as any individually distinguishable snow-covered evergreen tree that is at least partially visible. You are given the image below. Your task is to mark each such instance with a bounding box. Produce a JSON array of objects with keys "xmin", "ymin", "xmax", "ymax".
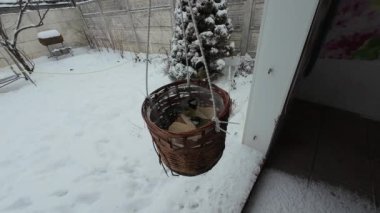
[{"xmin": 169, "ymin": 0, "xmax": 234, "ymax": 80}]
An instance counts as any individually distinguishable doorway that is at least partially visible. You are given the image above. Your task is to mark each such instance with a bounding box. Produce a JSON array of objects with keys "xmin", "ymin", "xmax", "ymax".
[{"xmin": 244, "ymin": 0, "xmax": 380, "ymax": 212}]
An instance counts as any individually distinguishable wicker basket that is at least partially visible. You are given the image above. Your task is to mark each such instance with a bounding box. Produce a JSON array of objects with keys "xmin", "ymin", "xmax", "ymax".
[{"xmin": 142, "ymin": 80, "xmax": 231, "ymax": 176}]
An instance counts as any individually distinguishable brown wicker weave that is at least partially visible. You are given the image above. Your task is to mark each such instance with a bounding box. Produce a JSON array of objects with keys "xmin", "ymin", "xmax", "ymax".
[
  {"xmin": 38, "ymin": 35, "xmax": 64, "ymax": 46},
  {"xmin": 142, "ymin": 80, "xmax": 231, "ymax": 176}
]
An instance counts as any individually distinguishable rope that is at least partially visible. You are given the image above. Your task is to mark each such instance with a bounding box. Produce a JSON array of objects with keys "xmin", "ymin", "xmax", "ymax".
[
  {"xmin": 228, "ymin": 65, "xmax": 232, "ymax": 93},
  {"xmin": 144, "ymin": 0, "xmax": 169, "ymax": 175},
  {"xmin": 179, "ymin": 0, "xmax": 190, "ymax": 87},
  {"xmin": 188, "ymin": 0, "xmax": 221, "ymax": 132},
  {"xmin": 145, "ymin": 0, "xmax": 152, "ymax": 97}
]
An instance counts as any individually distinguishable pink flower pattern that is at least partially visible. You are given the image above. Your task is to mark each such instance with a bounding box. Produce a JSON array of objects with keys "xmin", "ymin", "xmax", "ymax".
[{"xmin": 320, "ymin": 0, "xmax": 380, "ymax": 59}]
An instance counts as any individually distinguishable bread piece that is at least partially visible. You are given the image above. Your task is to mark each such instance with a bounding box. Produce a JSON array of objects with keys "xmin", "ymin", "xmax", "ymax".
[
  {"xmin": 168, "ymin": 122, "xmax": 196, "ymax": 133},
  {"xmin": 197, "ymin": 107, "xmax": 214, "ymax": 119},
  {"xmin": 180, "ymin": 114, "xmax": 196, "ymax": 129}
]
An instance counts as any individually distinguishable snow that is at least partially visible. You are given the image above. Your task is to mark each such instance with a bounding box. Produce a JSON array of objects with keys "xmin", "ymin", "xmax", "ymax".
[
  {"xmin": 205, "ymin": 16, "xmax": 215, "ymax": 25},
  {"xmin": 216, "ymin": 9, "xmax": 228, "ymax": 18},
  {"xmin": 215, "ymin": 25, "xmax": 229, "ymax": 37},
  {"xmin": 230, "ymin": 41, "xmax": 235, "ymax": 49},
  {"xmin": 216, "ymin": 59, "xmax": 226, "ymax": 70},
  {"xmin": 237, "ymin": 54, "xmax": 254, "ymax": 76},
  {"xmin": 210, "ymin": 47, "xmax": 219, "ymax": 54},
  {"xmin": 0, "ymin": 48, "xmax": 263, "ymax": 213},
  {"xmin": 215, "ymin": 0, "xmax": 227, "ymax": 10},
  {"xmin": 37, "ymin": 29, "xmax": 61, "ymax": 39},
  {"xmin": 245, "ymin": 169, "xmax": 374, "ymax": 213},
  {"xmin": 200, "ymin": 31, "xmax": 216, "ymax": 46}
]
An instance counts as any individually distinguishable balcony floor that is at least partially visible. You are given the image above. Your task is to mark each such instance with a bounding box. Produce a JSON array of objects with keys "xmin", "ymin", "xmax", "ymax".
[{"xmin": 243, "ymin": 100, "xmax": 380, "ymax": 213}]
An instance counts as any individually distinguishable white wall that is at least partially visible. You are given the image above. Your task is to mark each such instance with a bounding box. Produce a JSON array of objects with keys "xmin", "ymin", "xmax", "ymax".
[
  {"xmin": 295, "ymin": 59, "xmax": 380, "ymax": 121},
  {"xmin": 0, "ymin": 7, "xmax": 88, "ymax": 67},
  {"xmin": 242, "ymin": 0, "xmax": 319, "ymax": 155}
]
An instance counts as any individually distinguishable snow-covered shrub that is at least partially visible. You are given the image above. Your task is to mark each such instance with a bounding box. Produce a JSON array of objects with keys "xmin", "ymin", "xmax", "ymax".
[
  {"xmin": 168, "ymin": 63, "xmax": 196, "ymax": 80},
  {"xmin": 236, "ymin": 54, "xmax": 254, "ymax": 77},
  {"xmin": 169, "ymin": 0, "xmax": 234, "ymax": 80}
]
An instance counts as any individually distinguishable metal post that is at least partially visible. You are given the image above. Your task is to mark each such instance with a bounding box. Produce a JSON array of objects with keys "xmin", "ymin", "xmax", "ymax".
[{"xmin": 240, "ymin": 0, "xmax": 256, "ymax": 55}]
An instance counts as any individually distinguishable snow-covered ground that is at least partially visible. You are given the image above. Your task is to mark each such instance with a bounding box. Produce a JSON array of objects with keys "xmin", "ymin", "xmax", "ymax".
[
  {"xmin": 244, "ymin": 169, "xmax": 374, "ymax": 213},
  {"xmin": 0, "ymin": 48, "xmax": 263, "ymax": 213}
]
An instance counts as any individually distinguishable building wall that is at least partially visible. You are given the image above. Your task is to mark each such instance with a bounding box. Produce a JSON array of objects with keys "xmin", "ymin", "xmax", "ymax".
[{"xmin": 0, "ymin": 7, "xmax": 88, "ymax": 67}]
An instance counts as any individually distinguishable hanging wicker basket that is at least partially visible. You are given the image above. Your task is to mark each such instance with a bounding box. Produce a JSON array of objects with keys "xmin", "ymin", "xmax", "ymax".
[{"xmin": 142, "ymin": 80, "xmax": 231, "ymax": 176}]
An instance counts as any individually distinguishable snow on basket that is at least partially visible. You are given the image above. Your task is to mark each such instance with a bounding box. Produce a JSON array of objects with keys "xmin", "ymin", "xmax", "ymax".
[
  {"xmin": 37, "ymin": 29, "xmax": 63, "ymax": 46},
  {"xmin": 141, "ymin": 80, "xmax": 231, "ymax": 176}
]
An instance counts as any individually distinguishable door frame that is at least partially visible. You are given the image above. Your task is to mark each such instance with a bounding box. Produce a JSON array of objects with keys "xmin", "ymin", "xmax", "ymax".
[{"xmin": 266, "ymin": 0, "xmax": 336, "ymax": 157}]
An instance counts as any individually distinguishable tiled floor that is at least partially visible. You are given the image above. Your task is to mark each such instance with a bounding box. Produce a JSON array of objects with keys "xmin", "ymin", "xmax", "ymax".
[{"xmin": 243, "ymin": 100, "xmax": 380, "ymax": 212}]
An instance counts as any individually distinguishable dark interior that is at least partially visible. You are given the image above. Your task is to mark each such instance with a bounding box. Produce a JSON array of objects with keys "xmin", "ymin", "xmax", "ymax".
[{"xmin": 244, "ymin": 0, "xmax": 380, "ymax": 211}]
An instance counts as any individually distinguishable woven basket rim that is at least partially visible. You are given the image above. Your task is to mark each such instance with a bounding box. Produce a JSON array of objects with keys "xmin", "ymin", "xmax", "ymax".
[{"xmin": 142, "ymin": 80, "xmax": 230, "ymax": 137}]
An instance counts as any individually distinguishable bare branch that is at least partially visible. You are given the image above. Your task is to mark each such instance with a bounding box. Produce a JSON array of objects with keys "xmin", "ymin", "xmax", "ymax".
[
  {"xmin": 15, "ymin": 0, "xmax": 29, "ymax": 30},
  {"xmin": 36, "ymin": 3, "xmax": 42, "ymax": 19},
  {"xmin": 0, "ymin": 0, "xmax": 51, "ymax": 74},
  {"xmin": 12, "ymin": 8, "xmax": 50, "ymax": 47}
]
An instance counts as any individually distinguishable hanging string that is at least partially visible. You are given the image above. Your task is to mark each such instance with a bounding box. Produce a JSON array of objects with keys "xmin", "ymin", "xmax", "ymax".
[
  {"xmin": 188, "ymin": 0, "xmax": 221, "ymax": 132},
  {"xmin": 144, "ymin": 0, "xmax": 171, "ymax": 175},
  {"xmin": 145, "ymin": 0, "xmax": 152, "ymax": 97},
  {"xmin": 179, "ymin": 0, "xmax": 191, "ymax": 87}
]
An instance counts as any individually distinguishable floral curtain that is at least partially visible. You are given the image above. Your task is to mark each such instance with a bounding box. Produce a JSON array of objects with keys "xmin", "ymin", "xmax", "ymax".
[{"xmin": 320, "ymin": 0, "xmax": 380, "ymax": 60}]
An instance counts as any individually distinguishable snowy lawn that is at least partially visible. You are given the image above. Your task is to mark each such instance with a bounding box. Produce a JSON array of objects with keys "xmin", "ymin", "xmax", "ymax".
[{"xmin": 0, "ymin": 48, "xmax": 263, "ymax": 213}]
